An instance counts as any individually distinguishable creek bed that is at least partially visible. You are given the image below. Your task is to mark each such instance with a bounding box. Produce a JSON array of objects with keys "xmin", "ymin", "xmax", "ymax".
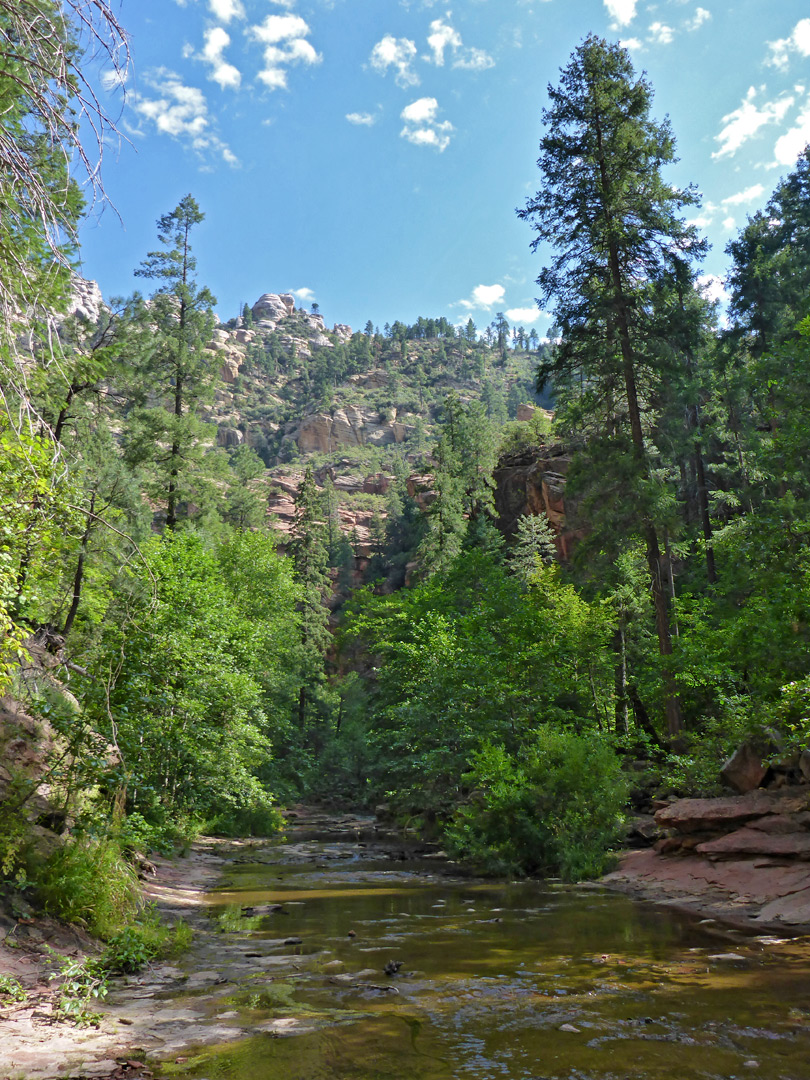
[{"xmin": 153, "ymin": 814, "xmax": 810, "ymax": 1080}]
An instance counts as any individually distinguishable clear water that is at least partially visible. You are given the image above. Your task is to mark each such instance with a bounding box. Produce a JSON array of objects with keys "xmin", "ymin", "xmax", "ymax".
[{"xmin": 155, "ymin": 822, "xmax": 810, "ymax": 1080}]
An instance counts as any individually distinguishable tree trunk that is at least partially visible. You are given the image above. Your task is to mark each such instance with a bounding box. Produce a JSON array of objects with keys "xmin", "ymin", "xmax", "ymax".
[
  {"xmin": 613, "ymin": 625, "xmax": 629, "ymax": 735},
  {"xmin": 693, "ymin": 432, "xmax": 717, "ymax": 584},
  {"xmin": 63, "ymin": 494, "xmax": 96, "ymax": 637}
]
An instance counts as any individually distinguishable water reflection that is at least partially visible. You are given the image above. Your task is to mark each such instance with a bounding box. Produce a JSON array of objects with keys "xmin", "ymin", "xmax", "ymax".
[{"xmin": 156, "ymin": 830, "xmax": 810, "ymax": 1080}]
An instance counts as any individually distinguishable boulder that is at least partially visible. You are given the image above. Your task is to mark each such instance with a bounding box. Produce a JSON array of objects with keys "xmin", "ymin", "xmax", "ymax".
[
  {"xmin": 220, "ymin": 356, "xmax": 241, "ymax": 383},
  {"xmin": 516, "ymin": 403, "xmax": 553, "ymax": 423},
  {"xmin": 347, "ymin": 369, "xmax": 387, "ymax": 390},
  {"xmin": 493, "ymin": 444, "xmax": 579, "ymax": 559},
  {"xmin": 747, "ymin": 812, "xmax": 810, "ymax": 833},
  {"xmin": 296, "ymin": 413, "xmax": 334, "ymax": 453},
  {"xmin": 800, "ymin": 749, "xmax": 810, "ymax": 783},
  {"xmin": 721, "ymin": 742, "xmax": 770, "ymax": 793},
  {"xmin": 67, "ymin": 276, "xmax": 104, "ymax": 325},
  {"xmin": 333, "ymin": 323, "xmax": 352, "ymax": 341}
]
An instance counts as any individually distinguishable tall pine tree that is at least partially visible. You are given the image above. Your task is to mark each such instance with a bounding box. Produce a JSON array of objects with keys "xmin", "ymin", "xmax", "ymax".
[{"xmin": 518, "ymin": 36, "xmax": 706, "ymax": 736}]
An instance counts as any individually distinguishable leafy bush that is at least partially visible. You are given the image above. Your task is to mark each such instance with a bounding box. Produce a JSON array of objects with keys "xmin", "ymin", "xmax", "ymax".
[
  {"xmin": 204, "ymin": 802, "xmax": 284, "ymax": 838},
  {"xmin": 35, "ymin": 837, "xmax": 139, "ymax": 939},
  {"xmin": 445, "ymin": 730, "xmax": 628, "ymax": 881},
  {"xmin": 101, "ymin": 908, "xmax": 192, "ymax": 973},
  {"xmin": 497, "ymin": 413, "xmax": 553, "ymax": 457}
]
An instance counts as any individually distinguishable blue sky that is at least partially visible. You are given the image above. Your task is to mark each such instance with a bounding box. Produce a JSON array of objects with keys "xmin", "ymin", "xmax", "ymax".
[{"xmin": 78, "ymin": 0, "xmax": 810, "ymax": 336}]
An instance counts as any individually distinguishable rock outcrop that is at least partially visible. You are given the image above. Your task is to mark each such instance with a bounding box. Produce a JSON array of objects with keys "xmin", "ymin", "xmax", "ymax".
[
  {"xmin": 493, "ymin": 444, "xmax": 580, "ymax": 559},
  {"xmin": 604, "ymin": 785, "xmax": 810, "ymax": 930},
  {"xmin": 67, "ymin": 276, "xmax": 104, "ymax": 326},
  {"xmin": 291, "ymin": 406, "xmax": 407, "ymax": 453},
  {"xmin": 251, "ymin": 292, "xmax": 295, "ymax": 326}
]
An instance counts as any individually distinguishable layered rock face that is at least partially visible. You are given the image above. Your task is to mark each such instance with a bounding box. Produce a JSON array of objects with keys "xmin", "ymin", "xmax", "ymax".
[
  {"xmin": 290, "ymin": 406, "xmax": 407, "ymax": 454},
  {"xmin": 606, "ymin": 781, "xmax": 810, "ymax": 930},
  {"xmin": 494, "ymin": 444, "xmax": 579, "ymax": 558},
  {"xmin": 265, "ymin": 469, "xmax": 387, "ymax": 558}
]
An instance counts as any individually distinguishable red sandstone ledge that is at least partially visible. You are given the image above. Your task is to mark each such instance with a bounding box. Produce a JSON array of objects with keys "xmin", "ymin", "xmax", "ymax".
[{"xmin": 603, "ymin": 843, "xmax": 810, "ymax": 933}]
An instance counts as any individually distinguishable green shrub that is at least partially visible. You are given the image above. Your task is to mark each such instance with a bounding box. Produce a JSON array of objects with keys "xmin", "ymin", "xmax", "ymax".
[
  {"xmin": 35, "ymin": 837, "xmax": 139, "ymax": 939},
  {"xmin": 204, "ymin": 802, "xmax": 284, "ymax": 838},
  {"xmin": 101, "ymin": 908, "xmax": 192, "ymax": 973},
  {"xmin": 445, "ymin": 730, "xmax": 627, "ymax": 881}
]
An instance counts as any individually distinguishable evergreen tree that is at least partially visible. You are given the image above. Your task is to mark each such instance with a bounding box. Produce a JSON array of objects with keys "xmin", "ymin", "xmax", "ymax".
[
  {"xmin": 509, "ymin": 513, "xmax": 557, "ymax": 586},
  {"xmin": 288, "ymin": 466, "xmax": 331, "ymax": 731},
  {"xmin": 518, "ymin": 36, "xmax": 706, "ymax": 736},
  {"xmin": 418, "ymin": 393, "xmax": 498, "ymax": 574},
  {"xmin": 125, "ymin": 195, "xmax": 218, "ymax": 531}
]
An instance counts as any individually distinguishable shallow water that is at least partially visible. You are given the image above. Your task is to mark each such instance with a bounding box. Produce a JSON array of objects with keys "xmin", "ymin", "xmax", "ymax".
[{"xmin": 156, "ymin": 821, "xmax": 810, "ymax": 1080}]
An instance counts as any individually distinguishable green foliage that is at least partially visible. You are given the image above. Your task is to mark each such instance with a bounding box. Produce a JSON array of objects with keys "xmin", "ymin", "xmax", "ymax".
[
  {"xmin": 0, "ymin": 975, "xmax": 26, "ymax": 1002},
  {"xmin": 0, "ymin": 421, "xmax": 77, "ymax": 680},
  {"xmin": 124, "ymin": 195, "xmax": 220, "ymax": 530},
  {"xmin": 84, "ymin": 532, "xmax": 297, "ymax": 825},
  {"xmin": 509, "ymin": 513, "xmax": 557, "ymax": 586},
  {"xmin": 100, "ymin": 909, "xmax": 192, "ymax": 973},
  {"xmin": 446, "ymin": 732, "xmax": 628, "ymax": 880},
  {"xmin": 346, "ymin": 550, "xmax": 613, "ymax": 819},
  {"xmin": 36, "ymin": 837, "xmax": 140, "ymax": 939},
  {"xmin": 47, "ymin": 952, "xmax": 108, "ymax": 1026}
]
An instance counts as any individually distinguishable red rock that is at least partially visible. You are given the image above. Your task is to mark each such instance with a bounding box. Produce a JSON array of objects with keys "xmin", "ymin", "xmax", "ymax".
[
  {"xmin": 654, "ymin": 787, "xmax": 810, "ymax": 833},
  {"xmin": 747, "ymin": 813, "xmax": 810, "ymax": 834},
  {"xmin": 654, "ymin": 837, "xmax": 683, "ymax": 854},
  {"xmin": 696, "ymin": 827, "xmax": 810, "ymax": 859},
  {"xmin": 720, "ymin": 742, "xmax": 769, "ymax": 793}
]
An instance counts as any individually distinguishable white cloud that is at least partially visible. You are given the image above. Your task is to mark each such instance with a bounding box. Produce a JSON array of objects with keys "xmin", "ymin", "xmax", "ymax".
[
  {"xmin": 370, "ymin": 35, "xmax": 419, "ymax": 88},
  {"xmin": 346, "ymin": 111, "xmax": 377, "ymax": 126},
  {"xmin": 712, "ymin": 86, "xmax": 795, "ymax": 159},
  {"xmin": 686, "ymin": 7, "xmax": 711, "ymax": 32},
  {"xmin": 687, "ymin": 213, "xmax": 715, "ymax": 230},
  {"xmin": 454, "ymin": 47, "xmax": 495, "ymax": 72},
  {"xmin": 649, "ymin": 22, "xmax": 674, "ymax": 45},
  {"xmin": 621, "ymin": 37, "xmax": 643, "ymax": 51},
  {"xmin": 291, "ymin": 287, "xmax": 315, "ymax": 302},
  {"xmin": 196, "ymin": 27, "xmax": 241, "ymax": 89},
  {"xmin": 130, "ymin": 69, "xmax": 238, "ymax": 166},
  {"xmin": 425, "ymin": 17, "xmax": 494, "ymax": 71},
  {"xmin": 426, "ymin": 18, "xmax": 461, "ymax": 65},
  {"xmin": 767, "ymin": 18, "xmax": 810, "ymax": 71},
  {"xmin": 722, "ymin": 216, "xmax": 736, "ymax": 231},
  {"xmin": 400, "ymin": 96, "xmax": 454, "ymax": 150},
  {"xmin": 605, "ymin": 0, "xmax": 637, "ymax": 28},
  {"xmin": 459, "ymin": 283, "xmax": 506, "ymax": 310},
  {"xmin": 208, "ymin": 0, "xmax": 245, "ymax": 23},
  {"xmin": 402, "ymin": 97, "xmax": 438, "ymax": 124},
  {"xmin": 773, "ymin": 97, "xmax": 810, "ymax": 166},
  {"xmin": 506, "ymin": 306, "xmax": 542, "ymax": 324},
  {"xmin": 698, "ymin": 274, "xmax": 728, "ymax": 306},
  {"xmin": 249, "ymin": 13, "xmax": 321, "ymax": 90},
  {"xmin": 721, "ymin": 184, "xmax": 765, "ymax": 206},
  {"xmin": 100, "ymin": 67, "xmax": 128, "ymax": 91}
]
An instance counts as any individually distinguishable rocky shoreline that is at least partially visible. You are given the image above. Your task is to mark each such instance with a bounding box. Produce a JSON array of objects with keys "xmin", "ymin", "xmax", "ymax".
[{"xmin": 603, "ymin": 785, "xmax": 810, "ymax": 934}]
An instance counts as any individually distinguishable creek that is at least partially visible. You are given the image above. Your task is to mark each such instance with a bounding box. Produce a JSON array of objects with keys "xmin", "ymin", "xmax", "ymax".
[{"xmin": 150, "ymin": 812, "xmax": 810, "ymax": 1080}]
